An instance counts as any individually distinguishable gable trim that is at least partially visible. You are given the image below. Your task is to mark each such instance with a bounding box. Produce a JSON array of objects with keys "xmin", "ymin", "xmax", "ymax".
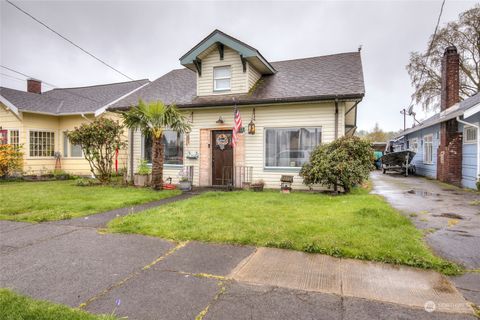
[
  {"xmin": 180, "ymin": 30, "xmax": 276, "ymax": 74},
  {"xmin": 95, "ymin": 82, "xmax": 150, "ymax": 117},
  {"xmin": 0, "ymin": 95, "xmax": 21, "ymax": 119}
]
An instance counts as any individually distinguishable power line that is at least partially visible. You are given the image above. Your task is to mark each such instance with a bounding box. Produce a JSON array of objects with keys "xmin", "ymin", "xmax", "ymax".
[
  {"xmin": 0, "ymin": 65, "xmax": 102, "ymax": 105},
  {"xmin": 0, "ymin": 72, "xmax": 27, "ymax": 82},
  {"xmin": 408, "ymin": 0, "xmax": 446, "ymax": 109},
  {"xmin": 6, "ymin": 0, "xmax": 135, "ymax": 82}
]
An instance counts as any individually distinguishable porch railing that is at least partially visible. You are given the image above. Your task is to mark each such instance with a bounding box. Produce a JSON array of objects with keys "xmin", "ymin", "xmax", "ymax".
[{"xmin": 222, "ymin": 166, "xmax": 253, "ymax": 188}]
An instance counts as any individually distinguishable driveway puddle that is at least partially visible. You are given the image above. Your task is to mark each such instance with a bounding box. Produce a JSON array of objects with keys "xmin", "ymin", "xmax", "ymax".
[
  {"xmin": 406, "ymin": 189, "xmax": 440, "ymax": 197},
  {"xmin": 432, "ymin": 213, "xmax": 464, "ymax": 219}
]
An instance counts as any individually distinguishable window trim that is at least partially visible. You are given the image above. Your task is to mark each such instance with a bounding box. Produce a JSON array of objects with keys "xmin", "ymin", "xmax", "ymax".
[
  {"xmin": 463, "ymin": 124, "xmax": 478, "ymax": 144},
  {"xmin": 0, "ymin": 128, "xmax": 20, "ymax": 148},
  {"xmin": 28, "ymin": 129, "xmax": 56, "ymax": 159},
  {"xmin": 263, "ymin": 126, "xmax": 322, "ymax": 169},
  {"xmin": 213, "ymin": 65, "xmax": 231, "ymax": 92},
  {"xmin": 423, "ymin": 134, "xmax": 433, "ymax": 165},
  {"xmin": 141, "ymin": 131, "xmax": 184, "ymax": 167},
  {"xmin": 63, "ymin": 131, "xmax": 83, "ymax": 158}
]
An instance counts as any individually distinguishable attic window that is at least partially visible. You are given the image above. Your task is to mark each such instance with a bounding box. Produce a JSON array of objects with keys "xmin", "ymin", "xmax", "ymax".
[{"xmin": 213, "ymin": 66, "xmax": 231, "ymax": 91}]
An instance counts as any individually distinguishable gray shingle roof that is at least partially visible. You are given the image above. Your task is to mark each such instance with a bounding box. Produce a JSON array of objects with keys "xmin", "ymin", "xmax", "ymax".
[
  {"xmin": 0, "ymin": 79, "xmax": 149, "ymax": 115},
  {"xmin": 396, "ymin": 92, "xmax": 480, "ymax": 138},
  {"xmin": 111, "ymin": 52, "xmax": 365, "ymax": 110}
]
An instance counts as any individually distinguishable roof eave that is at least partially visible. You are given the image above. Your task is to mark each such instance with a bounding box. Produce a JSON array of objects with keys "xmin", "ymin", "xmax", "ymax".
[{"xmin": 0, "ymin": 95, "xmax": 21, "ymax": 119}]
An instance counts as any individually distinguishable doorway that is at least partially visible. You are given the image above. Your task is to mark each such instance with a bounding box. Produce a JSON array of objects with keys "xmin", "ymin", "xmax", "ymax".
[{"xmin": 211, "ymin": 130, "xmax": 233, "ymax": 186}]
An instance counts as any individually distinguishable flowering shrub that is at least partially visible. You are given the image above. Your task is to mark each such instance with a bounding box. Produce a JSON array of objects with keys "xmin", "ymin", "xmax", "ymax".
[
  {"xmin": 300, "ymin": 136, "xmax": 374, "ymax": 193},
  {"xmin": 0, "ymin": 144, "xmax": 23, "ymax": 178},
  {"xmin": 68, "ymin": 118, "xmax": 126, "ymax": 184}
]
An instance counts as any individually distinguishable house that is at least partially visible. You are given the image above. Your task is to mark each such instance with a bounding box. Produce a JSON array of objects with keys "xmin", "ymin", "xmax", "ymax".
[
  {"xmin": 111, "ymin": 30, "xmax": 365, "ymax": 189},
  {"xmin": 0, "ymin": 79, "xmax": 149, "ymax": 175},
  {"xmin": 394, "ymin": 46, "xmax": 479, "ymax": 190}
]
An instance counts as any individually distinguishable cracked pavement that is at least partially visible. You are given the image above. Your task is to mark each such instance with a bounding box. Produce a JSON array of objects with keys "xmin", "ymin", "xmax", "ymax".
[
  {"xmin": 1, "ymin": 219, "xmax": 476, "ymax": 319},
  {"xmin": 371, "ymin": 171, "xmax": 480, "ymax": 307}
]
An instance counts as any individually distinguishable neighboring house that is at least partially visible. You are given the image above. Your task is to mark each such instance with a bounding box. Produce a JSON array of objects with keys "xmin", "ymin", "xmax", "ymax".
[
  {"xmin": 0, "ymin": 79, "xmax": 149, "ymax": 175},
  {"xmin": 112, "ymin": 29, "xmax": 365, "ymax": 189},
  {"xmin": 395, "ymin": 46, "xmax": 479, "ymax": 189}
]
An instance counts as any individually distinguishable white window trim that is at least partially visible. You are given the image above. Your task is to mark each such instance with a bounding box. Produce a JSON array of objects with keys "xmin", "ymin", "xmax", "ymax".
[
  {"xmin": 263, "ymin": 126, "xmax": 322, "ymax": 169},
  {"xmin": 463, "ymin": 124, "xmax": 478, "ymax": 144},
  {"xmin": 0, "ymin": 128, "xmax": 20, "ymax": 147},
  {"xmin": 141, "ymin": 132, "xmax": 185, "ymax": 167},
  {"xmin": 213, "ymin": 66, "xmax": 231, "ymax": 92},
  {"xmin": 27, "ymin": 129, "xmax": 56, "ymax": 159},
  {"xmin": 63, "ymin": 131, "xmax": 83, "ymax": 158},
  {"xmin": 423, "ymin": 134, "xmax": 433, "ymax": 165}
]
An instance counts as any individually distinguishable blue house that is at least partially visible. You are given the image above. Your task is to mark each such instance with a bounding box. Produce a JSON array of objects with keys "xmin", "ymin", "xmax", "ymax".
[{"xmin": 395, "ymin": 46, "xmax": 479, "ymax": 190}]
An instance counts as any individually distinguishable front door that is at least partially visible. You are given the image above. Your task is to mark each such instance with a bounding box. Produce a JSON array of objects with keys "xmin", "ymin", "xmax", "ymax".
[{"xmin": 212, "ymin": 130, "xmax": 233, "ymax": 186}]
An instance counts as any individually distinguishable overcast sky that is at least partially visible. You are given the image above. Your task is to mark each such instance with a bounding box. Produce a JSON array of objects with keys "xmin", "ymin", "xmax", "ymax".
[{"xmin": 0, "ymin": 0, "xmax": 477, "ymax": 131}]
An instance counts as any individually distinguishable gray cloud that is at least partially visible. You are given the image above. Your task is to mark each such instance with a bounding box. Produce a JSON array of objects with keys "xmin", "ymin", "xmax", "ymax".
[{"xmin": 0, "ymin": 0, "xmax": 476, "ymax": 130}]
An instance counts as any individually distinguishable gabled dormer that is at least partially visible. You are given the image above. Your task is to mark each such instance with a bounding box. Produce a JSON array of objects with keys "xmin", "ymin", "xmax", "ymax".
[{"xmin": 180, "ymin": 29, "xmax": 276, "ymax": 97}]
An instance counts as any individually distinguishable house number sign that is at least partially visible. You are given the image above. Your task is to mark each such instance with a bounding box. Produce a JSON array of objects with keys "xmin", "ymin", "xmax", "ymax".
[{"xmin": 216, "ymin": 134, "xmax": 229, "ymax": 150}]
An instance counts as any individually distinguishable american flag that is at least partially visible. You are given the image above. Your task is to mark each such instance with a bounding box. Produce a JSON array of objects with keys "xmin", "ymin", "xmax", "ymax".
[{"xmin": 232, "ymin": 107, "xmax": 242, "ymax": 147}]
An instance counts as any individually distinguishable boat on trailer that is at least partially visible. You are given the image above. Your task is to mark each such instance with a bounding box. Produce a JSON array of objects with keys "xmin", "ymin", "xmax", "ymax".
[{"xmin": 380, "ymin": 140, "xmax": 416, "ymax": 176}]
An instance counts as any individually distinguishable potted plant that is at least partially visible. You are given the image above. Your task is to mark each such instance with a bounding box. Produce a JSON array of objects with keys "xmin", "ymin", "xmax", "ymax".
[
  {"xmin": 134, "ymin": 160, "xmax": 151, "ymax": 187},
  {"xmin": 177, "ymin": 168, "xmax": 192, "ymax": 191},
  {"xmin": 251, "ymin": 179, "xmax": 265, "ymax": 192}
]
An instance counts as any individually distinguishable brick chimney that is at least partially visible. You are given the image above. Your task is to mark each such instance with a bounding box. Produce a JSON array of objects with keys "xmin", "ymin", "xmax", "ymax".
[
  {"xmin": 27, "ymin": 78, "xmax": 41, "ymax": 94},
  {"xmin": 440, "ymin": 46, "xmax": 460, "ymax": 111},
  {"xmin": 437, "ymin": 46, "xmax": 462, "ymax": 186}
]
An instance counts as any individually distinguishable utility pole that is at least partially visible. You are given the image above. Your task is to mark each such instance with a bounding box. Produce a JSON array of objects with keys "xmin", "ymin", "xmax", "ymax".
[{"xmin": 400, "ymin": 108, "xmax": 407, "ymax": 131}]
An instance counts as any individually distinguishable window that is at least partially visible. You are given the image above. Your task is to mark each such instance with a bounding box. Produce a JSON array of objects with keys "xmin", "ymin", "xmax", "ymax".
[
  {"xmin": 265, "ymin": 127, "xmax": 321, "ymax": 168},
  {"xmin": 464, "ymin": 126, "xmax": 477, "ymax": 144},
  {"xmin": 29, "ymin": 131, "xmax": 55, "ymax": 157},
  {"xmin": 63, "ymin": 132, "xmax": 82, "ymax": 157},
  {"xmin": 144, "ymin": 130, "xmax": 184, "ymax": 165},
  {"xmin": 213, "ymin": 66, "xmax": 231, "ymax": 91},
  {"xmin": 410, "ymin": 138, "xmax": 418, "ymax": 152},
  {"xmin": 9, "ymin": 130, "xmax": 19, "ymax": 148},
  {"xmin": 423, "ymin": 134, "xmax": 433, "ymax": 164}
]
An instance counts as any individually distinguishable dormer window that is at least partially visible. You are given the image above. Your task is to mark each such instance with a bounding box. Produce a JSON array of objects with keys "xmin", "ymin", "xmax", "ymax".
[{"xmin": 213, "ymin": 66, "xmax": 231, "ymax": 91}]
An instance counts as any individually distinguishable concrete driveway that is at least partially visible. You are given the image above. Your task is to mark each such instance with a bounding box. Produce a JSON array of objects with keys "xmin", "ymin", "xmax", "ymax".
[
  {"xmin": 371, "ymin": 171, "xmax": 480, "ymax": 305},
  {"xmin": 0, "ymin": 219, "xmax": 476, "ymax": 320}
]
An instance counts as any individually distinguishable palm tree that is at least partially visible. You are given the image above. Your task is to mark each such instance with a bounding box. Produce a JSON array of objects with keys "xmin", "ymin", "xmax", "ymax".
[{"xmin": 122, "ymin": 100, "xmax": 191, "ymax": 190}]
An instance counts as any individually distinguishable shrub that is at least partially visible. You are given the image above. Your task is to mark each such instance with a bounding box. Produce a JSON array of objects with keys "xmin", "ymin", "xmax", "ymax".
[
  {"xmin": 136, "ymin": 160, "xmax": 151, "ymax": 175},
  {"xmin": 0, "ymin": 144, "xmax": 23, "ymax": 178},
  {"xmin": 300, "ymin": 136, "xmax": 374, "ymax": 193},
  {"xmin": 68, "ymin": 118, "xmax": 126, "ymax": 184}
]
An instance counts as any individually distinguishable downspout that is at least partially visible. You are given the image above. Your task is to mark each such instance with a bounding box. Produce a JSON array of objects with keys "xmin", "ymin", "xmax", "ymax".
[
  {"xmin": 456, "ymin": 116, "xmax": 480, "ymax": 182},
  {"xmin": 129, "ymin": 128, "xmax": 134, "ymax": 182},
  {"xmin": 334, "ymin": 99, "xmax": 339, "ymax": 139}
]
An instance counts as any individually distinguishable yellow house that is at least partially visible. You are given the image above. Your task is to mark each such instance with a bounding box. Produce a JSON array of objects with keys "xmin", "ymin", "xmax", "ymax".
[
  {"xmin": 0, "ymin": 79, "xmax": 149, "ymax": 176},
  {"xmin": 111, "ymin": 30, "xmax": 365, "ymax": 189}
]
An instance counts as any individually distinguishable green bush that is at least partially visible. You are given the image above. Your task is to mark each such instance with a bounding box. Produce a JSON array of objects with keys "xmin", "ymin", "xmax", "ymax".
[{"xmin": 300, "ymin": 136, "xmax": 374, "ymax": 193}]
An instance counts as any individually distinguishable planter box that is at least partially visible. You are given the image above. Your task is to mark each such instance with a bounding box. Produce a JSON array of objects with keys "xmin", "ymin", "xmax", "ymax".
[
  {"xmin": 251, "ymin": 184, "xmax": 264, "ymax": 192},
  {"xmin": 178, "ymin": 180, "xmax": 192, "ymax": 191},
  {"xmin": 134, "ymin": 174, "xmax": 150, "ymax": 187}
]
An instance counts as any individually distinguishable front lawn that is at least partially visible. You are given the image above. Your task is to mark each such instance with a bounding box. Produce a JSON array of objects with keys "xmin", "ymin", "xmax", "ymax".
[
  {"xmin": 0, "ymin": 289, "xmax": 116, "ymax": 320},
  {"xmin": 0, "ymin": 180, "xmax": 181, "ymax": 222},
  {"xmin": 108, "ymin": 188, "xmax": 460, "ymax": 275}
]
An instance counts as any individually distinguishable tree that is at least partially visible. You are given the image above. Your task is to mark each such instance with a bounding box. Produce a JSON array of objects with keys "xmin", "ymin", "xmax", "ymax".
[
  {"xmin": 406, "ymin": 4, "xmax": 480, "ymax": 111},
  {"xmin": 0, "ymin": 144, "xmax": 23, "ymax": 178},
  {"xmin": 300, "ymin": 136, "xmax": 374, "ymax": 193},
  {"xmin": 68, "ymin": 118, "xmax": 126, "ymax": 184},
  {"xmin": 356, "ymin": 123, "xmax": 399, "ymax": 142},
  {"xmin": 122, "ymin": 100, "xmax": 190, "ymax": 190}
]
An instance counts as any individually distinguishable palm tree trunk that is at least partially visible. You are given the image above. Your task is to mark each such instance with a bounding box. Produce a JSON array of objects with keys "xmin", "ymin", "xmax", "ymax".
[{"xmin": 151, "ymin": 134, "xmax": 164, "ymax": 190}]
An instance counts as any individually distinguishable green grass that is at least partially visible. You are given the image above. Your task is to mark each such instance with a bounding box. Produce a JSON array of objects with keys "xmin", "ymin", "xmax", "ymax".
[
  {"xmin": 0, "ymin": 289, "xmax": 116, "ymax": 320},
  {"xmin": 0, "ymin": 180, "xmax": 181, "ymax": 222},
  {"xmin": 108, "ymin": 188, "xmax": 461, "ymax": 275}
]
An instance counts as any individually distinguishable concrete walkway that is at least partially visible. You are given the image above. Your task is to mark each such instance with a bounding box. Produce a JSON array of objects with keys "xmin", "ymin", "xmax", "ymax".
[
  {"xmin": 0, "ymin": 219, "xmax": 476, "ymax": 319},
  {"xmin": 370, "ymin": 171, "xmax": 480, "ymax": 306}
]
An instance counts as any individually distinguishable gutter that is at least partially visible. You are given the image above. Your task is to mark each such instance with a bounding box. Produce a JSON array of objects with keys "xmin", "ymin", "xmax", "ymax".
[
  {"xmin": 456, "ymin": 116, "xmax": 480, "ymax": 182},
  {"xmin": 334, "ymin": 99, "xmax": 339, "ymax": 139},
  {"xmin": 110, "ymin": 93, "xmax": 365, "ymax": 112}
]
